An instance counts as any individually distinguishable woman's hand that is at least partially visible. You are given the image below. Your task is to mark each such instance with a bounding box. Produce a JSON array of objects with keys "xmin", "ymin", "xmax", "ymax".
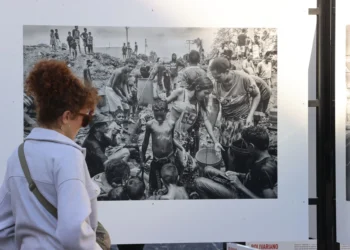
[
  {"xmin": 246, "ymin": 115, "xmax": 254, "ymax": 127},
  {"xmin": 214, "ymin": 142, "xmax": 224, "ymax": 152}
]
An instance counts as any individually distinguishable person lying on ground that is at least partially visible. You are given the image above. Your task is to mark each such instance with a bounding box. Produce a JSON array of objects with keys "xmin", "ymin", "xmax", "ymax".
[
  {"xmin": 149, "ymin": 163, "xmax": 189, "ymax": 200},
  {"xmin": 92, "ymin": 158, "xmax": 130, "ymax": 199},
  {"xmin": 83, "ymin": 114, "xmax": 130, "ymax": 178},
  {"xmin": 141, "ymin": 100, "xmax": 177, "ymax": 195},
  {"xmin": 177, "ymin": 50, "xmax": 207, "ymax": 89},
  {"xmin": 226, "ymin": 126, "xmax": 277, "ymax": 199}
]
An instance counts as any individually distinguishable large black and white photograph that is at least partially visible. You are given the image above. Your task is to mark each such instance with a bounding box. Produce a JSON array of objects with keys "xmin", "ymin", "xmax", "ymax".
[{"xmin": 23, "ymin": 26, "xmax": 278, "ymax": 201}]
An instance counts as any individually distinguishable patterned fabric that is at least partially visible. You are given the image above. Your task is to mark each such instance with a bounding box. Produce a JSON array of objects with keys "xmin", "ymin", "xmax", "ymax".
[
  {"xmin": 219, "ymin": 115, "xmax": 247, "ymax": 147},
  {"xmin": 213, "ymin": 70, "xmax": 258, "ymax": 120},
  {"xmin": 96, "ymin": 222, "xmax": 111, "ymax": 250},
  {"xmin": 23, "ymin": 94, "xmax": 36, "ymax": 138}
]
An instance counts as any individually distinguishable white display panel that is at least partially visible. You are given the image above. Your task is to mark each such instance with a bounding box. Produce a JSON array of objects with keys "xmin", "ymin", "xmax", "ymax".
[
  {"xmin": 0, "ymin": 0, "xmax": 312, "ymax": 244},
  {"xmin": 336, "ymin": 0, "xmax": 350, "ymax": 245}
]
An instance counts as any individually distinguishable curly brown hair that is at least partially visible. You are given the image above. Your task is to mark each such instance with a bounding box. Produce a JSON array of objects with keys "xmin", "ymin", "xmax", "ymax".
[{"xmin": 25, "ymin": 60, "xmax": 99, "ymax": 126}]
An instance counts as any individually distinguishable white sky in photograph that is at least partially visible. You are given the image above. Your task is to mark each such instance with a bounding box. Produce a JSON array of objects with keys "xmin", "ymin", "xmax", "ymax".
[{"xmin": 23, "ymin": 26, "xmax": 218, "ymax": 58}]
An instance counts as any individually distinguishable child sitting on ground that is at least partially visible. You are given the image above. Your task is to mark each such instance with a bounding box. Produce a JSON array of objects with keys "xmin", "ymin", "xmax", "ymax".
[
  {"xmin": 92, "ymin": 159, "xmax": 130, "ymax": 200},
  {"xmin": 226, "ymin": 126, "xmax": 278, "ymax": 199},
  {"xmin": 149, "ymin": 163, "xmax": 189, "ymax": 200},
  {"xmin": 126, "ymin": 176, "xmax": 146, "ymax": 200},
  {"xmin": 108, "ymin": 186, "xmax": 128, "ymax": 201},
  {"xmin": 141, "ymin": 99, "xmax": 176, "ymax": 195}
]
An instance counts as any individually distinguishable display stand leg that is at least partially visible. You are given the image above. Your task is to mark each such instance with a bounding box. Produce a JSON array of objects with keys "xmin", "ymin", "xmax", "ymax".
[{"xmin": 316, "ymin": 0, "xmax": 339, "ymax": 249}]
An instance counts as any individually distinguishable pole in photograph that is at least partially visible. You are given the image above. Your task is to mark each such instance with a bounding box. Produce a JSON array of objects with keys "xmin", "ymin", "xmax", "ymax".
[
  {"xmin": 125, "ymin": 27, "xmax": 129, "ymax": 44},
  {"xmin": 145, "ymin": 38, "xmax": 148, "ymax": 54}
]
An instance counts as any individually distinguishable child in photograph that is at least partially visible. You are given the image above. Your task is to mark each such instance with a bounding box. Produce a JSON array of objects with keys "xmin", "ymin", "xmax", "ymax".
[
  {"xmin": 149, "ymin": 163, "xmax": 189, "ymax": 200},
  {"xmin": 54, "ymin": 29, "xmax": 60, "ymax": 49},
  {"xmin": 66, "ymin": 31, "xmax": 74, "ymax": 56},
  {"xmin": 127, "ymin": 76, "xmax": 138, "ymax": 118},
  {"xmin": 108, "ymin": 186, "xmax": 128, "ymax": 201},
  {"xmin": 126, "ymin": 177, "xmax": 146, "ymax": 200},
  {"xmin": 122, "ymin": 43, "xmax": 127, "ymax": 59},
  {"xmin": 70, "ymin": 39, "xmax": 77, "ymax": 59},
  {"xmin": 227, "ymin": 126, "xmax": 277, "ymax": 199},
  {"xmin": 107, "ymin": 176, "xmax": 146, "ymax": 201},
  {"xmin": 81, "ymin": 28, "xmax": 88, "ymax": 54},
  {"xmin": 107, "ymin": 107, "xmax": 129, "ymax": 141},
  {"xmin": 50, "ymin": 29, "xmax": 56, "ymax": 51},
  {"xmin": 88, "ymin": 32, "xmax": 94, "ymax": 54},
  {"xmin": 141, "ymin": 100, "xmax": 176, "ymax": 195},
  {"xmin": 92, "ymin": 158, "xmax": 131, "ymax": 199}
]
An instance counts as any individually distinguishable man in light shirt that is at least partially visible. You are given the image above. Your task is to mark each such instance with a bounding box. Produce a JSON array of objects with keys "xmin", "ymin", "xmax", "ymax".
[{"xmin": 257, "ymin": 51, "xmax": 273, "ymax": 87}]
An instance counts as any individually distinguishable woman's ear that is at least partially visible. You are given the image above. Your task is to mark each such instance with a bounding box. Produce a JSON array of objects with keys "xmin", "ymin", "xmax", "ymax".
[{"xmin": 61, "ymin": 110, "xmax": 71, "ymax": 125}]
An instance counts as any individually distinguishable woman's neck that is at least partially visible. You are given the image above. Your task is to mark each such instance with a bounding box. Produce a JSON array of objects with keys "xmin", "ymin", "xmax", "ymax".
[
  {"xmin": 40, "ymin": 124, "xmax": 62, "ymax": 134},
  {"xmin": 221, "ymin": 71, "xmax": 233, "ymax": 88},
  {"xmin": 186, "ymin": 89, "xmax": 197, "ymax": 105}
]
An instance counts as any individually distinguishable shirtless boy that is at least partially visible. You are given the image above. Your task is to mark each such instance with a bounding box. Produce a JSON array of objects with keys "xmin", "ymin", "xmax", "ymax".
[
  {"xmin": 142, "ymin": 100, "xmax": 176, "ymax": 195},
  {"xmin": 149, "ymin": 163, "xmax": 188, "ymax": 200}
]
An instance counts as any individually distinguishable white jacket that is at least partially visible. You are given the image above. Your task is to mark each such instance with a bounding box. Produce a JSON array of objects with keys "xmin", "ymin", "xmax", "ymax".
[{"xmin": 0, "ymin": 128, "xmax": 102, "ymax": 250}]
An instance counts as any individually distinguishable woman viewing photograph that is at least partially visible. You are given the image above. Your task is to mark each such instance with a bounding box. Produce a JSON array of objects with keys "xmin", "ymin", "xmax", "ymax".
[{"xmin": 0, "ymin": 60, "xmax": 109, "ymax": 249}]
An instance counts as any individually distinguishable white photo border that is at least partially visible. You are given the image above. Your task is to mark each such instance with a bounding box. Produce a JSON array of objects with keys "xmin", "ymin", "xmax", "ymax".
[{"xmin": 0, "ymin": 0, "xmax": 312, "ymax": 244}]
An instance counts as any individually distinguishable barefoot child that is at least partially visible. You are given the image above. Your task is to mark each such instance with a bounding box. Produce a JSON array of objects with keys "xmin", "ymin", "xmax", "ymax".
[
  {"xmin": 141, "ymin": 100, "xmax": 176, "ymax": 195},
  {"xmin": 127, "ymin": 76, "xmax": 138, "ymax": 118}
]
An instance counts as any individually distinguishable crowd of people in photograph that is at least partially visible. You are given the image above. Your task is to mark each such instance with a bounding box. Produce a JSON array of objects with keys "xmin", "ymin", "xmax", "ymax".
[
  {"xmin": 50, "ymin": 26, "xmax": 94, "ymax": 58},
  {"xmin": 25, "ymin": 28, "xmax": 278, "ymax": 201}
]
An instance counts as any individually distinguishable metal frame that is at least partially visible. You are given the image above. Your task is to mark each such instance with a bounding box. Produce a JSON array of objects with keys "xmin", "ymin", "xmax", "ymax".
[{"xmin": 316, "ymin": 0, "xmax": 338, "ymax": 249}]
